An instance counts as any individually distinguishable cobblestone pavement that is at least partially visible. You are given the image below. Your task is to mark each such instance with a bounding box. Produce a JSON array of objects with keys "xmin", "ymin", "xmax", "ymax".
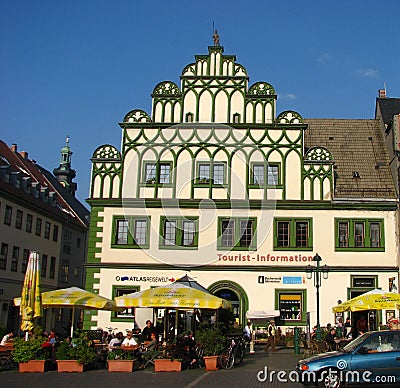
[{"xmin": 0, "ymin": 349, "xmax": 306, "ymax": 388}]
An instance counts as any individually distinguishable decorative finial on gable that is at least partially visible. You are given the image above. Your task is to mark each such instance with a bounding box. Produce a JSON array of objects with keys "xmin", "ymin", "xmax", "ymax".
[{"xmin": 212, "ymin": 24, "xmax": 220, "ymax": 46}]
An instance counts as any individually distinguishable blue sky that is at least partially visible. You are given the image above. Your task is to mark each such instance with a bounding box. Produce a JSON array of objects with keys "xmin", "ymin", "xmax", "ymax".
[{"xmin": 2, "ymin": 0, "xmax": 400, "ymax": 205}]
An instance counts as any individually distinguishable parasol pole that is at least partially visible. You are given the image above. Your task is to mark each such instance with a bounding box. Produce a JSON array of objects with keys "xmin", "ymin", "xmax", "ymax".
[
  {"xmin": 70, "ymin": 306, "xmax": 75, "ymax": 338},
  {"xmin": 175, "ymin": 309, "xmax": 179, "ymax": 337},
  {"xmin": 163, "ymin": 308, "xmax": 168, "ymax": 343}
]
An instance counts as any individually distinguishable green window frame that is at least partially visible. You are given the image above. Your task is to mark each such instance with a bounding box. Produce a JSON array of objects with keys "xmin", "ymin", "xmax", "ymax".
[
  {"xmin": 111, "ymin": 285, "xmax": 140, "ymax": 322},
  {"xmin": 159, "ymin": 216, "xmax": 199, "ymax": 249},
  {"xmin": 111, "ymin": 216, "xmax": 150, "ymax": 249},
  {"xmin": 217, "ymin": 217, "xmax": 257, "ymax": 251},
  {"xmin": 273, "ymin": 218, "xmax": 313, "ymax": 251},
  {"xmin": 142, "ymin": 161, "xmax": 173, "ymax": 185},
  {"xmin": 335, "ymin": 218, "xmax": 385, "ymax": 251},
  {"xmin": 195, "ymin": 161, "xmax": 226, "ymax": 186},
  {"xmin": 275, "ymin": 289, "xmax": 307, "ymax": 326},
  {"xmin": 249, "ymin": 162, "xmax": 281, "ymax": 187}
]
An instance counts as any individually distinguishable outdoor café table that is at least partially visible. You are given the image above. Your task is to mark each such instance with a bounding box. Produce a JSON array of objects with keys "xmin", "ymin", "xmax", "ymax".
[
  {"xmin": 334, "ymin": 338, "xmax": 351, "ymax": 349},
  {"xmin": 120, "ymin": 345, "xmax": 140, "ymax": 356}
]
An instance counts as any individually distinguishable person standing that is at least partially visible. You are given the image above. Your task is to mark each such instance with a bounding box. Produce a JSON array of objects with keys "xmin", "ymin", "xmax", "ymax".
[
  {"xmin": 244, "ymin": 321, "xmax": 252, "ymax": 341},
  {"xmin": 141, "ymin": 320, "xmax": 156, "ymax": 342},
  {"xmin": 344, "ymin": 317, "xmax": 352, "ymax": 338},
  {"xmin": 244, "ymin": 320, "xmax": 255, "ymax": 353},
  {"xmin": 264, "ymin": 321, "xmax": 276, "ymax": 352}
]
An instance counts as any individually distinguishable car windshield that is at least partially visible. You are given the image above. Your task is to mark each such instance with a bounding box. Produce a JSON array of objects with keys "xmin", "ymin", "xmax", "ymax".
[{"xmin": 342, "ymin": 332, "xmax": 370, "ymax": 352}]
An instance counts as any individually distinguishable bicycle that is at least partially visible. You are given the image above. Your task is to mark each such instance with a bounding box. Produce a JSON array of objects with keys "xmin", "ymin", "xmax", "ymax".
[
  {"xmin": 106, "ymin": 327, "xmax": 118, "ymax": 338},
  {"xmin": 219, "ymin": 335, "xmax": 246, "ymax": 369}
]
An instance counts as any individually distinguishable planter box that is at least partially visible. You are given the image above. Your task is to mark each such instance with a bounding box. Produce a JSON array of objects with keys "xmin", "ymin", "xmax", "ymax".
[
  {"xmin": 154, "ymin": 359, "xmax": 181, "ymax": 372},
  {"xmin": 203, "ymin": 355, "xmax": 218, "ymax": 371},
  {"xmin": 19, "ymin": 360, "xmax": 46, "ymax": 373},
  {"xmin": 107, "ymin": 359, "xmax": 135, "ymax": 372},
  {"xmin": 57, "ymin": 360, "xmax": 84, "ymax": 372}
]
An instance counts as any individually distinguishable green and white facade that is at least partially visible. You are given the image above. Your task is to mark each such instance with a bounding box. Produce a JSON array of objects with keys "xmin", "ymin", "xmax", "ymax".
[{"xmin": 85, "ymin": 46, "xmax": 399, "ymax": 332}]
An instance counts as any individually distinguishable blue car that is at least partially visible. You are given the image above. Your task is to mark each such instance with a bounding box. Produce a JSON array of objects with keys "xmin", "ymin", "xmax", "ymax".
[{"xmin": 297, "ymin": 330, "xmax": 400, "ymax": 387}]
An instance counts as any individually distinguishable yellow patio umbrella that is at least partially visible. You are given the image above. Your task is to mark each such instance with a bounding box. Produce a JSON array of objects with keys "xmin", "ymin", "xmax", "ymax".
[
  {"xmin": 20, "ymin": 251, "xmax": 42, "ymax": 334},
  {"xmin": 115, "ymin": 282, "xmax": 231, "ymax": 309},
  {"xmin": 332, "ymin": 289, "xmax": 400, "ymax": 312},
  {"xmin": 41, "ymin": 287, "xmax": 123, "ymax": 337}
]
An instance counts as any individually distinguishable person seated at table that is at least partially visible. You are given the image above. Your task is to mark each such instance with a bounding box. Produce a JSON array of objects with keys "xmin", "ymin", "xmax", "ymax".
[
  {"xmin": 141, "ymin": 320, "xmax": 156, "ymax": 342},
  {"xmin": 310, "ymin": 326, "xmax": 318, "ymax": 339},
  {"xmin": 145, "ymin": 332, "xmax": 158, "ymax": 351},
  {"xmin": 0, "ymin": 331, "xmax": 13, "ymax": 346},
  {"xmin": 108, "ymin": 332, "xmax": 123, "ymax": 350},
  {"xmin": 121, "ymin": 330, "xmax": 138, "ymax": 348},
  {"xmin": 325, "ymin": 328, "xmax": 337, "ymax": 350}
]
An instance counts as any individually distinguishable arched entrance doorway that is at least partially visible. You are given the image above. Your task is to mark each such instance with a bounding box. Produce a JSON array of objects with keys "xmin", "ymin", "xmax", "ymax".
[{"xmin": 209, "ymin": 281, "xmax": 249, "ymax": 325}]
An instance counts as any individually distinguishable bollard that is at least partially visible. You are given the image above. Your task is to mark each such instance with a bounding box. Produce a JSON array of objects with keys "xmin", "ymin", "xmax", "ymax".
[{"xmin": 294, "ymin": 327, "xmax": 300, "ymax": 354}]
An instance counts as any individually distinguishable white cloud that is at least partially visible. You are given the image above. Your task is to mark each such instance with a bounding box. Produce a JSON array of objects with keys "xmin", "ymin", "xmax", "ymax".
[
  {"xmin": 355, "ymin": 68, "xmax": 379, "ymax": 77},
  {"xmin": 278, "ymin": 93, "xmax": 296, "ymax": 100},
  {"xmin": 317, "ymin": 53, "xmax": 332, "ymax": 64}
]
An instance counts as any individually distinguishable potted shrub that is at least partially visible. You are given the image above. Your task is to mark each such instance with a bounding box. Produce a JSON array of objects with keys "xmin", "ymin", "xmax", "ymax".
[
  {"xmin": 107, "ymin": 349, "xmax": 135, "ymax": 372},
  {"xmin": 55, "ymin": 333, "xmax": 97, "ymax": 372},
  {"xmin": 195, "ymin": 326, "xmax": 225, "ymax": 371},
  {"xmin": 12, "ymin": 336, "xmax": 51, "ymax": 372},
  {"xmin": 154, "ymin": 346, "xmax": 182, "ymax": 372}
]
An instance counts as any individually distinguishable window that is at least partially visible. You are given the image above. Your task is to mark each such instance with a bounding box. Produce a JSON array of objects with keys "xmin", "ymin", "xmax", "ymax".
[
  {"xmin": 15, "ymin": 210, "xmax": 23, "ymax": 229},
  {"xmin": 11, "ymin": 246, "xmax": 19, "ymax": 272},
  {"xmin": 44, "ymin": 222, "xmax": 51, "ymax": 239},
  {"xmin": 160, "ymin": 217, "xmax": 198, "ymax": 248},
  {"xmin": 277, "ymin": 290, "xmax": 306, "ymax": 324},
  {"xmin": 53, "ymin": 225, "xmax": 59, "ymax": 242},
  {"xmin": 185, "ymin": 112, "xmax": 194, "ymax": 122},
  {"xmin": 41, "ymin": 254, "xmax": 47, "ymax": 277},
  {"xmin": 143, "ymin": 162, "xmax": 172, "ymax": 184},
  {"xmin": 196, "ymin": 162, "xmax": 225, "ymax": 185},
  {"xmin": 112, "ymin": 216, "xmax": 150, "ymax": 248},
  {"xmin": 21, "ymin": 249, "xmax": 29, "ymax": 273},
  {"xmin": 233, "ymin": 113, "xmax": 240, "ymax": 123},
  {"xmin": 250, "ymin": 163, "xmax": 280, "ymax": 186},
  {"xmin": 218, "ymin": 218, "xmax": 257, "ymax": 250},
  {"xmin": 0, "ymin": 243, "xmax": 8, "ymax": 270},
  {"xmin": 49, "ymin": 256, "xmax": 56, "ymax": 279},
  {"xmin": 61, "ymin": 260, "xmax": 69, "ymax": 282},
  {"xmin": 335, "ymin": 219, "xmax": 384, "ymax": 251},
  {"xmin": 63, "ymin": 229, "xmax": 72, "ymax": 254},
  {"xmin": 35, "ymin": 218, "xmax": 42, "ymax": 236},
  {"xmin": 4, "ymin": 205, "xmax": 12, "ymax": 225},
  {"xmin": 26, "ymin": 214, "xmax": 33, "ymax": 233},
  {"xmin": 112, "ymin": 286, "xmax": 140, "ymax": 321},
  {"xmin": 274, "ymin": 218, "xmax": 312, "ymax": 250}
]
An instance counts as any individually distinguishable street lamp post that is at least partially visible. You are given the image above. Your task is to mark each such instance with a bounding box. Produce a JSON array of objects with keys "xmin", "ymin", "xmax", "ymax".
[{"xmin": 306, "ymin": 253, "xmax": 329, "ymax": 340}]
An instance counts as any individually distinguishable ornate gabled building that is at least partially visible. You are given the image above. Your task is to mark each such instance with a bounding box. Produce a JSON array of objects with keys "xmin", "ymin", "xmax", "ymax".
[
  {"xmin": 0, "ymin": 138, "xmax": 89, "ymax": 334},
  {"xmin": 86, "ymin": 44, "xmax": 398, "ymax": 335}
]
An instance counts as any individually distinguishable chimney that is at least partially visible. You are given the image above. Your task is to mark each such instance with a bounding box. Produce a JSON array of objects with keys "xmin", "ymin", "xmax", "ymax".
[
  {"xmin": 19, "ymin": 151, "xmax": 29, "ymax": 159},
  {"xmin": 11, "ymin": 144, "xmax": 17, "ymax": 152},
  {"xmin": 378, "ymin": 89, "xmax": 386, "ymax": 98}
]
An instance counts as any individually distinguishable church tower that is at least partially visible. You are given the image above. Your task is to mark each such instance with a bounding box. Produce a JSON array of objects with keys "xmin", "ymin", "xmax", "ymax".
[{"xmin": 53, "ymin": 135, "xmax": 77, "ymax": 196}]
